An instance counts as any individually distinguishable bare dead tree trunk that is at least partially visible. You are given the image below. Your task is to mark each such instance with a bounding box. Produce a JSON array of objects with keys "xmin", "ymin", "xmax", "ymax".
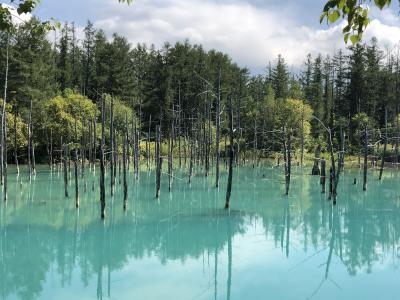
[
  {"xmin": 110, "ymin": 96, "xmax": 115, "ymax": 196},
  {"xmin": 88, "ymin": 120, "xmax": 92, "ymax": 171},
  {"xmin": 27, "ymin": 100, "xmax": 32, "ymax": 181},
  {"xmin": 283, "ymin": 129, "xmax": 291, "ymax": 196},
  {"xmin": 49, "ymin": 128, "xmax": 53, "ymax": 172},
  {"xmin": 100, "ymin": 96, "xmax": 106, "ymax": 219},
  {"xmin": 321, "ymin": 159, "xmax": 326, "ymax": 193},
  {"xmin": 0, "ymin": 34, "xmax": 9, "ymax": 198},
  {"xmin": 339, "ymin": 127, "xmax": 345, "ymax": 171},
  {"xmin": 74, "ymin": 120, "xmax": 79, "ymax": 208},
  {"xmin": 329, "ymin": 166, "xmax": 333, "ymax": 200},
  {"xmin": 12, "ymin": 101, "xmax": 20, "ymax": 178},
  {"xmin": 300, "ymin": 104, "xmax": 305, "ymax": 167},
  {"xmin": 30, "ymin": 98, "xmax": 36, "ymax": 177},
  {"xmin": 205, "ymin": 95, "xmax": 210, "ymax": 177},
  {"xmin": 63, "ymin": 144, "xmax": 69, "ymax": 198},
  {"xmin": 396, "ymin": 107, "xmax": 399, "ymax": 167},
  {"xmin": 379, "ymin": 107, "xmax": 387, "ymax": 180},
  {"xmin": 253, "ymin": 118, "xmax": 257, "ymax": 167},
  {"xmin": 168, "ymin": 122, "xmax": 174, "ymax": 191},
  {"xmin": 178, "ymin": 82, "xmax": 182, "ymax": 169},
  {"xmin": 183, "ymin": 132, "xmax": 187, "ymax": 166},
  {"xmin": 216, "ymin": 68, "xmax": 221, "ymax": 188},
  {"xmin": 225, "ymin": 97, "xmax": 234, "ymax": 209},
  {"xmin": 311, "ymin": 145, "xmax": 321, "ymax": 175},
  {"xmin": 155, "ymin": 124, "xmax": 162, "ymax": 198},
  {"xmin": 81, "ymin": 122, "xmax": 85, "ymax": 179},
  {"xmin": 134, "ymin": 124, "xmax": 139, "ymax": 180},
  {"xmin": 147, "ymin": 115, "xmax": 151, "ymax": 170},
  {"xmin": 363, "ymin": 126, "xmax": 368, "ymax": 191},
  {"xmin": 93, "ymin": 117, "xmax": 97, "ymax": 173},
  {"xmin": 327, "ymin": 128, "xmax": 337, "ymax": 204},
  {"xmin": 189, "ymin": 136, "xmax": 193, "ymax": 184},
  {"xmin": 123, "ymin": 115, "xmax": 128, "ymax": 210},
  {"xmin": 74, "ymin": 145, "xmax": 79, "ymax": 208}
]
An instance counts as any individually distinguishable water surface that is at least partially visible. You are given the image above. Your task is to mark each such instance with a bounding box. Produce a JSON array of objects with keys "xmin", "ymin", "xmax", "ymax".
[{"xmin": 1, "ymin": 164, "xmax": 400, "ymax": 300}]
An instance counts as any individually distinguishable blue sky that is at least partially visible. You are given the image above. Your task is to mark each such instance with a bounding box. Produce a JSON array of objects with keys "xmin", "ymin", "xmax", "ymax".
[{"xmin": 28, "ymin": 0, "xmax": 400, "ymax": 73}]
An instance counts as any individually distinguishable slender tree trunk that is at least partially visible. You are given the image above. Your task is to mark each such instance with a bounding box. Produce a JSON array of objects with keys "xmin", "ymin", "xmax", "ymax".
[
  {"xmin": 49, "ymin": 128, "xmax": 53, "ymax": 172},
  {"xmin": 13, "ymin": 102, "xmax": 19, "ymax": 176},
  {"xmin": 63, "ymin": 144, "xmax": 69, "ymax": 198},
  {"xmin": 168, "ymin": 122, "xmax": 174, "ymax": 191},
  {"xmin": 340, "ymin": 128, "xmax": 345, "ymax": 171},
  {"xmin": 2, "ymin": 96, "xmax": 6, "ymax": 202},
  {"xmin": 74, "ymin": 146, "xmax": 79, "ymax": 208},
  {"xmin": 110, "ymin": 96, "xmax": 115, "ymax": 196},
  {"xmin": 215, "ymin": 68, "xmax": 221, "ymax": 188},
  {"xmin": 321, "ymin": 159, "xmax": 326, "ymax": 193},
  {"xmin": 395, "ymin": 107, "xmax": 399, "ymax": 167},
  {"xmin": 147, "ymin": 115, "xmax": 151, "ymax": 170},
  {"xmin": 329, "ymin": 166, "xmax": 333, "ymax": 199},
  {"xmin": 27, "ymin": 98, "xmax": 36, "ymax": 177},
  {"xmin": 327, "ymin": 128, "xmax": 337, "ymax": 204},
  {"xmin": 81, "ymin": 122, "xmax": 85, "ymax": 179},
  {"xmin": 123, "ymin": 116, "xmax": 128, "ymax": 210},
  {"xmin": 134, "ymin": 124, "xmax": 139, "ymax": 180},
  {"xmin": 27, "ymin": 104, "xmax": 31, "ymax": 180},
  {"xmin": 311, "ymin": 145, "xmax": 321, "ymax": 175},
  {"xmin": 88, "ymin": 120, "xmax": 92, "ymax": 171},
  {"xmin": 100, "ymin": 96, "xmax": 106, "ymax": 219},
  {"xmin": 189, "ymin": 136, "xmax": 193, "ymax": 184},
  {"xmin": 74, "ymin": 120, "xmax": 80, "ymax": 208},
  {"xmin": 283, "ymin": 130, "xmax": 291, "ymax": 196},
  {"xmin": 225, "ymin": 97, "xmax": 234, "ymax": 209},
  {"xmin": 300, "ymin": 105, "xmax": 305, "ymax": 167},
  {"xmin": 253, "ymin": 118, "xmax": 257, "ymax": 167},
  {"xmin": 155, "ymin": 125, "xmax": 162, "ymax": 198},
  {"xmin": 363, "ymin": 126, "xmax": 368, "ymax": 191},
  {"xmin": 379, "ymin": 107, "xmax": 387, "ymax": 180},
  {"xmin": 93, "ymin": 118, "xmax": 97, "ymax": 172},
  {"xmin": 1, "ymin": 34, "xmax": 9, "ymax": 196},
  {"xmin": 178, "ymin": 82, "xmax": 182, "ymax": 169}
]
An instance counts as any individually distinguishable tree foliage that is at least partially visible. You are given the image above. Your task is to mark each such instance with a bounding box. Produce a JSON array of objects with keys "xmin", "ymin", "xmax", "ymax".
[{"xmin": 321, "ymin": 0, "xmax": 396, "ymax": 43}]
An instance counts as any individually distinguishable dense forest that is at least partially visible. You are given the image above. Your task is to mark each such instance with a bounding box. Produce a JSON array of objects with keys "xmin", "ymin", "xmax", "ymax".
[
  {"xmin": 0, "ymin": 17, "xmax": 400, "ymax": 204},
  {"xmin": 1, "ymin": 18, "xmax": 399, "ymax": 162}
]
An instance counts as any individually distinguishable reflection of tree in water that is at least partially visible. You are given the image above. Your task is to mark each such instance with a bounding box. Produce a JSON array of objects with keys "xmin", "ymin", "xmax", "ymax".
[
  {"xmin": 0, "ymin": 197, "xmax": 245, "ymax": 300},
  {"xmin": 2, "ymin": 168, "xmax": 400, "ymax": 299},
  {"xmin": 254, "ymin": 170, "xmax": 400, "ymax": 277}
]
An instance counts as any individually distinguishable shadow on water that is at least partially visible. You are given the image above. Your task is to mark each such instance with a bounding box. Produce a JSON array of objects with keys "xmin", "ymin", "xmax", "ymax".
[{"xmin": 1, "ymin": 165, "xmax": 400, "ymax": 299}]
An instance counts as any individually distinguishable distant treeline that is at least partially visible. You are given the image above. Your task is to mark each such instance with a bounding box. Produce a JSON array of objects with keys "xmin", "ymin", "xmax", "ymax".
[{"xmin": 0, "ymin": 17, "xmax": 399, "ymax": 162}]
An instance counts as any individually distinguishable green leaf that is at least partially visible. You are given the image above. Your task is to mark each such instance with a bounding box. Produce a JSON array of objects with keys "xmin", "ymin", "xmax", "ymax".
[
  {"xmin": 344, "ymin": 33, "xmax": 350, "ymax": 43},
  {"xmin": 320, "ymin": 12, "xmax": 328, "ymax": 24},
  {"xmin": 350, "ymin": 34, "xmax": 361, "ymax": 44},
  {"xmin": 374, "ymin": 0, "xmax": 390, "ymax": 9},
  {"xmin": 328, "ymin": 10, "xmax": 341, "ymax": 23},
  {"xmin": 323, "ymin": 0, "xmax": 339, "ymax": 12}
]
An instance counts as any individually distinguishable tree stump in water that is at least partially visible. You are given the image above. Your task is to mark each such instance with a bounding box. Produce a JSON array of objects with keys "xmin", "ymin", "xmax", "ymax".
[
  {"xmin": 320, "ymin": 159, "xmax": 326, "ymax": 193},
  {"xmin": 311, "ymin": 145, "xmax": 322, "ymax": 175}
]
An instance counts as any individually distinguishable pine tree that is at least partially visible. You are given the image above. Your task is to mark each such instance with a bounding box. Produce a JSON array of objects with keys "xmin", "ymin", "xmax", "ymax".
[
  {"xmin": 272, "ymin": 55, "xmax": 289, "ymax": 100},
  {"xmin": 82, "ymin": 21, "xmax": 96, "ymax": 99}
]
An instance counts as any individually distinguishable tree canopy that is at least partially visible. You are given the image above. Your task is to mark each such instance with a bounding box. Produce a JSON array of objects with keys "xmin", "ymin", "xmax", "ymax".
[{"xmin": 321, "ymin": 0, "xmax": 397, "ymax": 43}]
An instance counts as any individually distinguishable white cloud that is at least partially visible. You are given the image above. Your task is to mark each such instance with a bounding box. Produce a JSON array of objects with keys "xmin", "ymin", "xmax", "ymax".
[{"xmin": 92, "ymin": 0, "xmax": 400, "ymax": 73}]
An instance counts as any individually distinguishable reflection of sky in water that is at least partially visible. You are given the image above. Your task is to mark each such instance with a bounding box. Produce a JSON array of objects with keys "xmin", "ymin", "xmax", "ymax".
[{"xmin": 1, "ymin": 164, "xmax": 400, "ymax": 300}]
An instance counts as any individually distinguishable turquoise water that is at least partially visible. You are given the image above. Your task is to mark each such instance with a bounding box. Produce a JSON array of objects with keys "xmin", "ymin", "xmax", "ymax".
[{"xmin": 1, "ymin": 164, "xmax": 400, "ymax": 300}]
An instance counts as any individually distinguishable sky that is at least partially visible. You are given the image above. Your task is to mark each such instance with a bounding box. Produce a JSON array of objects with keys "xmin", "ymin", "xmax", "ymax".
[{"xmin": 28, "ymin": 0, "xmax": 400, "ymax": 74}]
